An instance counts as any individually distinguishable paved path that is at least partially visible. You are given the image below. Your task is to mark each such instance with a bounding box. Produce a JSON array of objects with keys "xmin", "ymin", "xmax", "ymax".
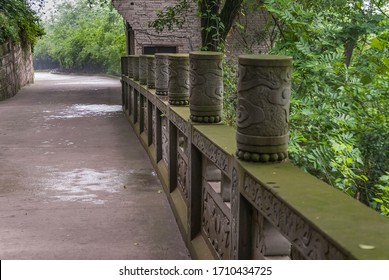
[{"xmin": 0, "ymin": 73, "xmax": 190, "ymax": 259}]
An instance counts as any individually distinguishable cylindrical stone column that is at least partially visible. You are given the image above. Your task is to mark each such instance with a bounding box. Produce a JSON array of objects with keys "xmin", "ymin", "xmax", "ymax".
[
  {"xmin": 155, "ymin": 53, "xmax": 170, "ymax": 95},
  {"xmin": 189, "ymin": 51, "xmax": 223, "ymax": 123},
  {"xmin": 133, "ymin": 55, "xmax": 140, "ymax": 81},
  {"xmin": 121, "ymin": 56, "xmax": 129, "ymax": 76},
  {"xmin": 128, "ymin": 55, "xmax": 136, "ymax": 78},
  {"xmin": 168, "ymin": 54, "xmax": 189, "ymax": 105},
  {"xmin": 236, "ymin": 55, "xmax": 292, "ymax": 163},
  {"xmin": 139, "ymin": 55, "xmax": 148, "ymax": 85},
  {"xmin": 146, "ymin": 55, "xmax": 156, "ymax": 89}
]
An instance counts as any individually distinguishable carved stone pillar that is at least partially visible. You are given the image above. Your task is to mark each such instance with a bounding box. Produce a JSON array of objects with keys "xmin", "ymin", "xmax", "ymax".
[
  {"xmin": 146, "ymin": 55, "xmax": 156, "ymax": 89},
  {"xmin": 133, "ymin": 55, "xmax": 140, "ymax": 81},
  {"xmin": 128, "ymin": 55, "xmax": 136, "ymax": 78},
  {"xmin": 139, "ymin": 55, "xmax": 148, "ymax": 85},
  {"xmin": 155, "ymin": 53, "xmax": 170, "ymax": 95},
  {"xmin": 189, "ymin": 51, "xmax": 223, "ymax": 123},
  {"xmin": 168, "ymin": 54, "xmax": 190, "ymax": 105},
  {"xmin": 236, "ymin": 55, "xmax": 292, "ymax": 162},
  {"xmin": 121, "ymin": 56, "xmax": 129, "ymax": 76}
]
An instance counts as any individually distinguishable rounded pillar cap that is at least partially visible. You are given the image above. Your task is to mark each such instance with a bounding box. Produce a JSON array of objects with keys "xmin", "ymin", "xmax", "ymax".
[
  {"xmin": 189, "ymin": 51, "xmax": 223, "ymax": 60},
  {"xmin": 239, "ymin": 54, "xmax": 292, "ymax": 66},
  {"xmin": 168, "ymin": 53, "xmax": 189, "ymax": 60},
  {"xmin": 155, "ymin": 53, "xmax": 174, "ymax": 58}
]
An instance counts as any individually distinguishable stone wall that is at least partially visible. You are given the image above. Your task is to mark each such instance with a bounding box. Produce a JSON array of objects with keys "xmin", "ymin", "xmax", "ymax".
[
  {"xmin": 112, "ymin": 0, "xmax": 202, "ymax": 54},
  {"xmin": 0, "ymin": 42, "xmax": 34, "ymax": 101},
  {"xmin": 225, "ymin": 7, "xmax": 270, "ymax": 61}
]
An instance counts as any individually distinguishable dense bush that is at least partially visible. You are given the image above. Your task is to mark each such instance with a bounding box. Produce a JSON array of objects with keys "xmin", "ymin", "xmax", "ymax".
[
  {"xmin": 33, "ymin": 0, "xmax": 125, "ymax": 74},
  {"xmin": 263, "ymin": 0, "xmax": 389, "ymax": 216},
  {"xmin": 221, "ymin": 0, "xmax": 389, "ymax": 217}
]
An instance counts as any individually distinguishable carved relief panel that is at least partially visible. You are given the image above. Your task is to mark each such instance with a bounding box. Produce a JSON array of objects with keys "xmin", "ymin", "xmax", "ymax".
[
  {"xmin": 202, "ymin": 187, "xmax": 231, "ymax": 259},
  {"xmin": 177, "ymin": 130, "xmax": 189, "ymax": 204},
  {"xmin": 161, "ymin": 116, "xmax": 169, "ymax": 167},
  {"xmin": 242, "ymin": 173, "xmax": 347, "ymax": 259}
]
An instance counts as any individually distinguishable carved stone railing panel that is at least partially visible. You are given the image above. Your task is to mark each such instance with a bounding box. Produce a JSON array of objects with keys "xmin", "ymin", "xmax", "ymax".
[
  {"xmin": 155, "ymin": 95, "xmax": 168, "ymax": 115},
  {"xmin": 177, "ymin": 129, "xmax": 189, "ymax": 203},
  {"xmin": 161, "ymin": 116, "xmax": 169, "ymax": 167},
  {"xmin": 170, "ymin": 110, "xmax": 189, "ymax": 136},
  {"xmin": 128, "ymin": 86, "xmax": 133, "ymax": 117},
  {"xmin": 192, "ymin": 130, "xmax": 229, "ymax": 176},
  {"xmin": 252, "ymin": 210, "xmax": 290, "ymax": 260},
  {"xmin": 143, "ymin": 95, "xmax": 148, "ymax": 134},
  {"xmin": 202, "ymin": 182, "xmax": 231, "ymax": 260},
  {"xmin": 133, "ymin": 89, "xmax": 139, "ymax": 124},
  {"xmin": 242, "ymin": 173, "xmax": 347, "ymax": 260},
  {"xmin": 152, "ymin": 105, "xmax": 156, "ymax": 146},
  {"xmin": 230, "ymin": 167, "xmax": 239, "ymax": 260}
]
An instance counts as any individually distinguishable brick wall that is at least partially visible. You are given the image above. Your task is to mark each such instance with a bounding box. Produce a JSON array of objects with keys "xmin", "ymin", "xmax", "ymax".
[
  {"xmin": 225, "ymin": 7, "xmax": 270, "ymax": 62},
  {"xmin": 112, "ymin": 0, "xmax": 202, "ymax": 54},
  {"xmin": 112, "ymin": 0, "xmax": 269, "ymax": 59},
  {"xmin": 0, "ymin": 42, "xmax": 34, "ymax": 101}
]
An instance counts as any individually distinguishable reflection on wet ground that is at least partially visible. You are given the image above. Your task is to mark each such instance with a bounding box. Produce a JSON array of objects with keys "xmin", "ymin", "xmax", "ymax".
[
  {"xmin": 44, "ymin": 104, "xmax": 122, "ymax": 120},
  {"xmin": 0, "ymin": 72, "xmax": 190, "ymax": 259},
  {"xmin": 38, "ymin": 168, "xmax": 158, "ymax": 205}
]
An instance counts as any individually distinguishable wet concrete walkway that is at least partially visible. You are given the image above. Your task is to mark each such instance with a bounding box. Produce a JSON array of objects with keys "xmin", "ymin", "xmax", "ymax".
[{"xmin": 0, "ymin": 73, "xmax": 190, "ymax": 259}]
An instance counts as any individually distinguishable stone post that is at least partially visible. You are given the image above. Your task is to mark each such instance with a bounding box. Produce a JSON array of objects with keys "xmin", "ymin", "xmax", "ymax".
[
  {"xmin": 189, "ymin": 51, "xmax": 223, "ymax": 123},
  {"xmin": 146, "ymin": 55, "xmax": 156, "ymax": 89},
  {"xmin": 128, "ymin": 55, "xmax": 136, "ymax": 78},
  {"xmin": 139, "ymin": 55, "xmax": 148, "ymax": 85},
  {"xmin": 236, "ymin": 55, "xmax": 292, "ymax": 163},
  {"xmin": 133, "ymin": 55, "xmax": 140, "ymax": 81},
  {"xmin": 121, "ymin": 56, "xmax": 129, "ymax": 76},
  {"xmin": 168, "ymin": 54, "xmax": 189, "ymax": 105},
  {"xmin": 155, "ymin": 53, "xmax": 170, "ymax": 95}
]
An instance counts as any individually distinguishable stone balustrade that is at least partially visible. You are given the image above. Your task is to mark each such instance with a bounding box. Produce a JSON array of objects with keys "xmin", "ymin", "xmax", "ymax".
[{"xmin": 120, "ymin": 53, "xmax": 389, "ymax": 260}]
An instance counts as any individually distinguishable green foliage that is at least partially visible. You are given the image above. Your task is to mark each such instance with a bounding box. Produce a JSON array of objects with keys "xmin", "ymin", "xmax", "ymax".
[
  {"xmin": 222, "ymin": 61, "xmax": 238, "ymax": 126},
  {"xmin": 371, "ymin": 173, "xmax": 389, "ymax": 217},
  {"xmin": 148, "ymin": 0, "xmax": 191, "ymax": 33},
  {"xmin": 0, "ymin": 0, "xmax": 44, "ymax": 46},
  {"xmin": 148, "ymin": 0, "xmax": 244, "ymax": 51},
  {"xmin": 262, "ymin": 0, "xmax": 389, "ymax": 214},
  {"xmin": 33, "ymin": 0, "xmax": 125, "ymax": 74}
]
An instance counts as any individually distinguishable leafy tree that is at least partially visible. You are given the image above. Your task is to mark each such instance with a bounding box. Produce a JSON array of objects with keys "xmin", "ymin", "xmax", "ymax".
[
  {"xmin": 262, "ymin": 0, "xmax": 389, "ymax": 215},
  {"xmin": 34, "ymin": 0, "xmax": 125, "ymax": 74},
  {"xmin": 0, "ymin": 0, "xmax": 44, "ymax": 46}
]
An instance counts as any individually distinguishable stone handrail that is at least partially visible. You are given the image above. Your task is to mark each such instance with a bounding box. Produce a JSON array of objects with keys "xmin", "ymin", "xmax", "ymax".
[{"xmin": 120, "ymin": 53, "xmax": 389, "ymax": 260}]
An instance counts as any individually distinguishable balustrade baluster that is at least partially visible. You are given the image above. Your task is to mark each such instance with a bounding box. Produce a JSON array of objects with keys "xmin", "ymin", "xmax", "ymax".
[
  {"xmin": 155, "ymin": 53, "xmax": 170, "ymax": 95},
  {"xmin": 168, "ymin": 54, "xmax": 190, "ymax": 106},
  {"xmin": 189, "ymin": 51, "xmax": 224, "ymax": 123},
  {"xmin": 236, "ymin": 55, "xmax": 292, "ymax": 163}
]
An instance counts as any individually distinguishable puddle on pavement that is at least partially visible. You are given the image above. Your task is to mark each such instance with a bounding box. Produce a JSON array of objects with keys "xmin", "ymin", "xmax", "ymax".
[
  {"xmin": 40, "ymin": 168, "xmax": 158, "ymax": 205},
  {"xmin": 54, "ymin": 79, "xmax": 119, "ymax": 86},
  {"xmin": 45, "ymin": 104, "xmax": 122, "ymax": 120},
  {"xmin": 34, "ymin": 73, "xmax": 119, "ymax": 86}
]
